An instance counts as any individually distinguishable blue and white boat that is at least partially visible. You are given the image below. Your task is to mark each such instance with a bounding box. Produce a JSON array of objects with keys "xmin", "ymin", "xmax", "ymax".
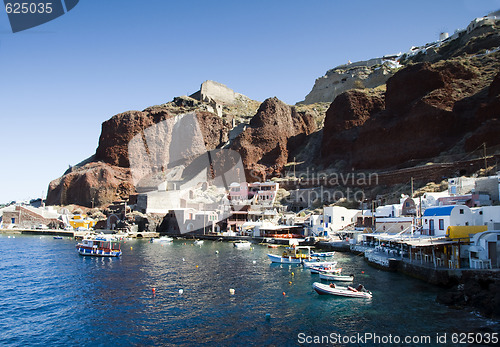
[
  {"xmin": 76, "ymin": 238, "xmax": 122, "ymax": 257},
  {"xmin": 311, "ymin": 251, "xmax": 335, "ymax": 258},
  {"xmin": 267, "ymin": 246, "xmax": 314, "ymax": 264}
]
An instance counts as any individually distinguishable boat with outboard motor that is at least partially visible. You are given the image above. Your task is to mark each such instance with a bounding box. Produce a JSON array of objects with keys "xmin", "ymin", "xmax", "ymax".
[
  {"xmin": 150, "ymin": 236, "xmax": 173, "ymax": 243},
  {"xmin": 303, "ymin": 260, "xmax": 338, "ymax": 268},
  {"xmin": 233, "ymin": 240, "xmax": 252, "ymax": 249},
  {"xmin": 309, "ymin": 264, "xmax": 342, "ymax": 274},
  {"xmin": 319, "ymin": 273, "xmax": 354, "ymax": 282},
  {"xmin": 312, "ymin": 282, "xmax": 372, "ymax": 298},
  {"xmin": 311, "ymin": 251, "xmax": 335, "ymax": 257}
]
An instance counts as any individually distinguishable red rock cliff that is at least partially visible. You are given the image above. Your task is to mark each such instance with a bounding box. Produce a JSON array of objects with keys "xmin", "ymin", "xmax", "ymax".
[
  {"xmin": 231, "ymin": 97, "xmax": 316, "ymax": 180},
  {"xmin": 320, "ymin": 55, "xmax": 500, "ymax": 170}
]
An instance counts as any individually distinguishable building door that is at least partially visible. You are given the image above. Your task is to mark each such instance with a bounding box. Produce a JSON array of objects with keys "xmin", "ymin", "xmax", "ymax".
[
  {"xmin": 429, "ymin": 220, "xmax": 435, "ymax": 236},
  {"xmin": 488, "ymin": 242, "xmax": 498, "ymax": 268}
]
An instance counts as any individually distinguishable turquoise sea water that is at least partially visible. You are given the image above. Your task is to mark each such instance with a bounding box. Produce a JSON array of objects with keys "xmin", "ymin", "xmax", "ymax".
[{"xmin": 0, "ymin": 234, "xmax": 498, "ymax": 346}]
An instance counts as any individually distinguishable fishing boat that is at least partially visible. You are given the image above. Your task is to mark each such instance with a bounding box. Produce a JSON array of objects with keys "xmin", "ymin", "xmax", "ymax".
[
  {"xmin": 150, "ymin": 236, "xmax": 173, "ymax": 243},
  {"xmin": 53, "ymin": 236, "xmax": 63, "ymax": 240},
  {"xmin": 76, "ymin": 238, "xmax": 122, "ymax": 257},
  {"xmin": 319, "ymin": 273, "xmax": 354, "ymax": 282},
  {"xmin": 309, "ymin": 265, "xmax": 342, "ymax": 274},
  {"xmin": 267, "ymin": 246, "xmax": 313, "ymax": 264},
  {"xmin": 311, "ymin": 251, "xmax": 335, "ymax": 257},
  {"xmin": 233, "ymin": 240, "xmax": 251, "ymax": 249},
  {"xmin": 312, "ymin": 282, "xmax": 372, "ymax": 299}
]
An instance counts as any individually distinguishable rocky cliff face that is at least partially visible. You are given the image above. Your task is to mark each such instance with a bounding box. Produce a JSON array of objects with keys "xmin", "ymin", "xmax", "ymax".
[
  {"xmin": 95, "ymin": 108, "xmax": 231, "ymax": 168},
  {"xmin": 320, "ymin": 53, "xmax": 500, "ymax": 170},
  {"xmin": 302, "ymin": 60, "xmax": 398, "ymax": 104},
  {"xmin": 46, "ymin": 162, "xmax": 134, "ymax": 207},
  {"xmin": 231, "ymin": 97, "xmax": 317, "ymax": 180},
  {"xmin": 47, "ymin": 104, "xmax": 233, "ymax": 207}
]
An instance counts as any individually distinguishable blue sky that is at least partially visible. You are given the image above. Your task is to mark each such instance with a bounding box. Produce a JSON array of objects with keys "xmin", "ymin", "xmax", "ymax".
[{"xmin": 0, "ymin": 0, "xmax": 499, "ymax": 203}]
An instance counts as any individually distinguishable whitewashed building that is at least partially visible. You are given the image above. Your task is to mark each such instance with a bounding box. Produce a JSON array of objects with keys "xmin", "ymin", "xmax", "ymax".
[
  {"xmin": 323, "ymin": 206, "xmax": 361, "ymax": 231},
  {"xmin": 422, "ymin": 205, "xmax": 473, "ymax": 236},
  {"xmin": 472, "ymin": 206, "xmax": 500, "ymax": 231},
  {"xmin": 468, "ymin": 230, "xmax": 500, "ymax": 269}
]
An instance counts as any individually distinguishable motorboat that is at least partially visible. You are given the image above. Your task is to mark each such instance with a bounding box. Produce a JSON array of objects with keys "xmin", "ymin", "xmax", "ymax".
[
  {"xmin": 309, "ymin": 265, "xmax": 341, "ymax": 274},
  {"xmin": 267, "ymin": 246, "xmax": 313, "ymax": 264},
  {"xmin": 194, "ymin": 240, "xmax": 204, "ymax": 246},
  {"xmin": 303, "ymin": 260, "xmax": 337, "ymax": 268},
  {"xmin": 311, "ymin": 251, "xmax": 335, "ymax": 257},
  {"xmin": 76, "ymin": 238, "xmax": 122, "ymax": 257},
  {"xmin": 319, "ymin": 273, "xmax": 354, "ymax": 282},
  {"xmin": 150, "ymin": 236, "xmax": 173, "ymax": 243},
  {"xmin": 233, "ymin": 240, "xmax": 251, "ymax": 249},
  {"xmin": 312, "ymin": 282, "xmax": 372, "ymax": 299}
]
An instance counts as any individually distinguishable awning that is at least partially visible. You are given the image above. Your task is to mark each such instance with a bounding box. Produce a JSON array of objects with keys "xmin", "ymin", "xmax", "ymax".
[
  {"xmin": 404, "ymin": 239, "xmax": 456, "ymax": 247},
  {"xmin": 468, "ymin": 245, "xmax": 485, "ymax": 252}
]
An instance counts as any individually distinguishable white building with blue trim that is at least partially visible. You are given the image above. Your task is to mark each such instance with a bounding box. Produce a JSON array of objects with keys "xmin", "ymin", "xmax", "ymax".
[{"xmin": 422, "ymin": 205, "xmax": 473, "ymax": 236}]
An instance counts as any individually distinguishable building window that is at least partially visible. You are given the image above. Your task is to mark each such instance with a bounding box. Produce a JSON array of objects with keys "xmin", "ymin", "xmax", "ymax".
[
  {"xmin": 460, "ymin": 209, "xmax": 464, "ymax": 214},
  {"xmin": 11, "ymin": 218, "xmax": 15, "ymax": 224},
  {"xmin": 425, "ymin": 219, "xmax": 427, "ymax": 224},
  {"xmin": 439, "ymin": 219, "xmax": 444, "ymax": 230},
  {"xmin": 479, "ymin": 211, "xmax": 483, "ymax": 215},
  {"xmin": 341, "ymin": 217, "xmax": 344, "ymax": 222}
]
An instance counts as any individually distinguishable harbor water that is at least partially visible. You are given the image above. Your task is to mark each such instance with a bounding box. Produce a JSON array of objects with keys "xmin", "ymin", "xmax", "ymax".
[{"xmin": 0, "ymin": 234, "xmax": 498, "ymax": 346}]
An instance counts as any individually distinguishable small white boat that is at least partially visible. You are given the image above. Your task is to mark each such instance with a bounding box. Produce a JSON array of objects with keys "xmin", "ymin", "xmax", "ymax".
[
  {"xmin": 233, "ymin": 241, "xmax": 251, "ymax": 249},
  {"xmin": 303, "ymin": 260, "xmax": 338, "ymax": 268},
  {"xmin": 309, "ymin": 265, "xmax": 341, "ymax": 274},
  {"xmin": 267, "ymin": 246, "xmax": 313, "ymax": 264},
  {"xmin": 319, "ymin": 273, "xmax": 354, "ymax": 282},
  {"xmin": 194, "ymin": 240, "xmax": 204, "ymax": 245},
  {"xmin": 312, "ymin": 282, "xmax": 372, "ymax": 299},
  {"xmin": 150, "ymin": 236, "xmax": 173, "ymax": 243},
  {"xmin": 311, "ymin": 251, "xmax": 335, "ymax": 257}
]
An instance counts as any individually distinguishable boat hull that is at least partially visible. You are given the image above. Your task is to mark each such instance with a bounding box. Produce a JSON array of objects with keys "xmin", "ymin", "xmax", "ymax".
[
  {"xmin": 234, "ymin": 242, "xmax": 251, "ymax": 248},
  {"xmin": 267, "ymin": 253, "xmax": 302, "ymax": 264},
  {"xmin": 303, "ymin": 261, "xmax": 337, "ymax": 268},
  {"xmin": 319, "ymin": 273, "xmax": 354, "ymax": 282},
  {"xmin": 312, "ymin": 282, "xmax": 372, "ymax": 298},
  {"xmin": 309, "ymin": 266, "xmax": 341, "ymax": 274},
  {"xmin": 151, "ymin": 237, "xmax": 173, "ymax": 243},
  {"xmin": 77, "ymin": 246, "xmax": 122, "ymax": 257},
  {"xmin": 311, "ymin": 251, "xmax": 335, "ymax": 257}
]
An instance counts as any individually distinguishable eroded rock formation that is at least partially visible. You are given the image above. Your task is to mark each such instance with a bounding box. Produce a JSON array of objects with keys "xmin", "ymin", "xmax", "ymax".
[{"xmin": 231, "ymin": 97, "xmax": 316, "ymax": 180}]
